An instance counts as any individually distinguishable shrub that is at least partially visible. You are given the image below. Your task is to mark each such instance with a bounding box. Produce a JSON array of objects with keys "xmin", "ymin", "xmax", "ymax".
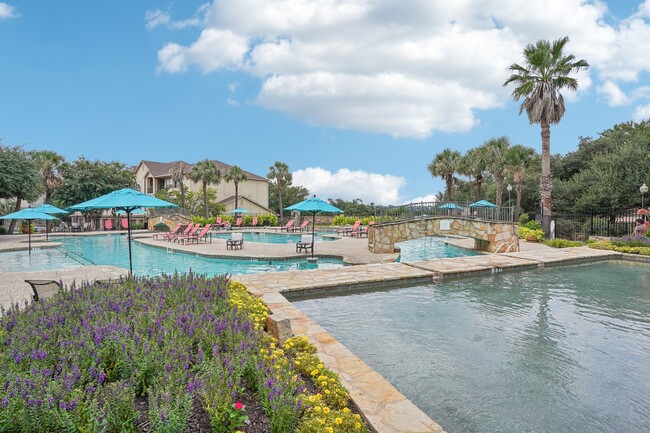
[
  {"xmin": 332, "ymin": 215, "xmax": 375, "ymax": 226},
  {"xmin": 0, "ymin": 226, "xmax": 6, "ymax": 235},
  {"xmin": 519, "ymin": 226, "xmax": 544, "ymax": 241},
  {"xmin": 543, "ymin": 239, "xmax": 587, "ymax": 248},
  {"xmin": 522, "ymin": 220, "xmax": 542, "ymax": 230},
  {"xmin": 518, "ymin": 213, "xmax": 530, "ymax": 225}
]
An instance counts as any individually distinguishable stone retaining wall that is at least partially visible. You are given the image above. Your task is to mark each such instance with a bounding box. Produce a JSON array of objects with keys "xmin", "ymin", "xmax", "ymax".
[{"xmin": 369, "ymin": 217, "xmax": 519, "ymax": 253}]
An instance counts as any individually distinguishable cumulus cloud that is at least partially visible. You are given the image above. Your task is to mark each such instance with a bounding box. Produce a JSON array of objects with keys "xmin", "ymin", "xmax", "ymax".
[
  {"xmin": 597, "ymin": 80, "xmax": 629, "ymax": 106},
  {"xmin": 0, "ymin": 2, "xmax": 19, "ymax": 19},
  {"xmin": 633, "ymin": 103, "xmax": 650, "ymax": 122},
  {"xmin": 145, "ymin": 5, "xmax": 207, "ymax": 30},
  {"xmin": 292, "ymin": 167, "xmax": 406, "ymax": 205},
  {"xmin": 154, "ymin": 0, "xmax": 650, "ymax": 137}
]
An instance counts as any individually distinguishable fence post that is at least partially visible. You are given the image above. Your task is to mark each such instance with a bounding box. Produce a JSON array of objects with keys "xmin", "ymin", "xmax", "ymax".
[{"xmin": 590, "ymin": 209, "xmax": 594, "ymax": 236}]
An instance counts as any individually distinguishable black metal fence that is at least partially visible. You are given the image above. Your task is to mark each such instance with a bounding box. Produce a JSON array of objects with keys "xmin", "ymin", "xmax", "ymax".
[
  {"xmin": 376, "ymin": 201, "xmax": 513, "ymax": 223},
  {"xmin": 537, "ymin": 208, "xmax": 641, "ymax": 240}
]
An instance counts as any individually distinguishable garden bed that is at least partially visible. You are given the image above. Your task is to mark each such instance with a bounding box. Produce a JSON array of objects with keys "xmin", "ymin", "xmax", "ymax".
[{"xmin": 0, "ymin": 274, "xmax": 368, "ymax": 432}]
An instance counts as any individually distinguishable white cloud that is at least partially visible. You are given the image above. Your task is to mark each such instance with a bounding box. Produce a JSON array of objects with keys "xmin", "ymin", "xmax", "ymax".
[
  {"xmin": 406, "ymin": 194, "xmax": 440, "ymax": 204},
  {"xmin": 155, "ymin": 0, "xmax": 650, "ymax": 137},
  {"xmin": 597, "ymin": 80, "xmax": 629, "ymax": 106},
  {"xmin": 145, "ymin": 9, "xmax": 170, "ymax": 30},
  {"xmin": 0, "ymin": 2, "xmax": 19, "ymax": 19},
  {"xmin": 292, "ymin": 167, "xmax": 406, "ymax": 205},
  {"xmin": 145, "ymin": 5, "xmax": 207, "ymax": 30},
  {"xmin": 633, "ymin": 103, "xmax": 650, "ymax": 122},
  {"xmin": 157, "ymin": 29, "xmax": 248, "ymax": 74}
]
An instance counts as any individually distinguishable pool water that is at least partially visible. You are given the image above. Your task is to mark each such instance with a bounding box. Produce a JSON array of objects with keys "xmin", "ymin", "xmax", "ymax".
[
  {"xmin": 294, "ymin": 261, "xmax": 650, "ymax": 433},
  {"xmin": 210, "ymin": 231, "xmax": 335, "ymax": 243},
  {"xmin": 0, "ymin": 235, "xmax": 345, "ymax": 276},
  {"xmin": 396, "ymin": 236, "xmax": 479, "ymax": 261}
]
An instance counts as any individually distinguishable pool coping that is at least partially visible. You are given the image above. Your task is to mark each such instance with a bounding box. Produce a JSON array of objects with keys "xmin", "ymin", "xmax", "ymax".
[{"xmin": 232, "ymin": 246, "xmax": 626, "ymax": 433}]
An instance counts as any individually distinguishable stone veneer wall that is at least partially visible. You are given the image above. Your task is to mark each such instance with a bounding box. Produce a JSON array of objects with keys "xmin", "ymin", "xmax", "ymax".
[
  {"xmin": 369, "ymin": 217, "xmax": 519, "ymax": 253},
  {"xmin": 148, "ymin": 214, "xmax": 192, "ymax": 231}
]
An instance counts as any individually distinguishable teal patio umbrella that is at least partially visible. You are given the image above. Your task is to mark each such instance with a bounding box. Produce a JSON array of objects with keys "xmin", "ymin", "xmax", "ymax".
[
  {"xmin": 33, "ymin": 204, "xmax": 68, "ymax": 240},
  {"xmin": 229, "ymin": 208, "xmax": 250, "ymax": 214},
  {"xmin": 285, "ymin": 196, "xmax": 343, "ymax": 258},
  {"xmin": 68, "ymin": 188, "xmax": 177, "ymax": 274},
  {"xmin": 0, "ymin": 208, "xmax": 57, "ymax": 255},
  {"xmin": 437, "ymin": 203, "xmax": 464, "ymax": 209},
  {"xmin": 468, "ymin": 200, "xmax": 496, "ymax": 208}
]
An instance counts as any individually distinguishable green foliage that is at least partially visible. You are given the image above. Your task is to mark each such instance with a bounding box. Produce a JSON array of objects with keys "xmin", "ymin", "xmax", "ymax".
[
  {"xmin": 590, "ymin": 241, "xmax": 650, "ymax": 255},
  {"xmin": 518, "ymin": 213, "xmax": 530, "ymax": 225},
  {"xmin": 52, "ymin": 157, "xmax": 136, "ymax": 207},
  {"xmin": 519, "ymin": 226, "xmax": 544, "ymax": 241},
  {"xmin": 0, "ymin": 144, "xmax": 41, "ymax": 204},
  {"xmin": 332, "ymin": 215, "xmax": 375, "ymax": 226},
  {"xmin": 327, "ymin": 198, "xmax": 374, "ymax": 217},
  {"xmin": 543, "ymin": 239, "xmax": 587, "ymax": 248},
  {"xmin": 523, "ymin": 220, "xmax": 542, "ymax": 230},
  {"xmin": 269, "ymin": 184, "xmax": 309, "ymax": 216},
  {"xmin": 0, "ymin": 226, "xmax": 6, "ymax": 235}
]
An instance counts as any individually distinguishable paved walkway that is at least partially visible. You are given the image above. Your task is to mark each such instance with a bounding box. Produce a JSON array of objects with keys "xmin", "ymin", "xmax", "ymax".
[{"xmin": 0, "ymin": 231, "xmax": 624, "ymax": 433}]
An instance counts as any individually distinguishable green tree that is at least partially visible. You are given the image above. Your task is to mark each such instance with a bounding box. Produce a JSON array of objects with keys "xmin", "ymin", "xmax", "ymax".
[
  {"xmin": 267, "ymin": 162, "xmax": 292, "ymax": 225},
  {"xmin": 459, "ymin": 146, "xmax": 488, "ymax": 201},
  {"xmin": 269, "ymin": 184, "xmax": 309, "ymax": 217},
  {"xmin": 170, "ymin": 161, "xmax": 190, "ymax": 211},
  {"xmin": 504, "ymin": 36, "xmax": 589, "ymax": 232},
  {"xmin": 506, "ymin": 144, "xmax": 538, "ymax": 221},
  {"xmin": 224, "ymin": 165, "xmax": 248, "ymax": 209},
  {"xmin": 427, "ymin": 148, "xmax": 461, "ymax": 201},
  {"xmin": 482, "ymin": 136, "xmax": 510, "ymax": 207},
  {"xmin": 189, "ymin": 159, "xmax": 222, "ymax": 219},
  {"xmin": 0, "ymin": 144, "xmax": 41, "ymax": 233},
  {"xmin": 327, "ymin": 198, "xmax": 375, "ymax": 217},
  {"xmin": 53, "ymin": 157, "xmax": 136, "ymax": 207},
  {"xmin": 32, "ymin": 150, "xmax": 65, "ymax": 204}
]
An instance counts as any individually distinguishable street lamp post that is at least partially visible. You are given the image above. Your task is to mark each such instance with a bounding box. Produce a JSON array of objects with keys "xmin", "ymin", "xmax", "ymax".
[
  {"xmin": 641, "ymin": 183, "xmax": 649, "ymax": 210},
  {"xmin": 507, "ymin": 184, "xmax": 513, "ymax": 222}
]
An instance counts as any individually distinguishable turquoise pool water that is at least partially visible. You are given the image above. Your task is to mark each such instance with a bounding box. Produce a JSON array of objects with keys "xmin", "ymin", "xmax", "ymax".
[
  {"xmin": 210, "ymin": 231, "xmax": 335, "ymax": 243},
  {"xmin": 294, "ymin": 261, "xmax": 650, "ymax": 433},
  {"xmin": 0, "ymin": 235, "xmax": 345, "ymax": 276},
  {"xmin": 396, "ymin": 236, "xmax": 479, "ymax": 261}
]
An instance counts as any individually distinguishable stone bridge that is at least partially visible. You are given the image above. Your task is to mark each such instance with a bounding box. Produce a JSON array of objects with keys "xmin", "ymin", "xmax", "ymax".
[{"xmin": 368, "ymin": 216, "xmax": 519, "ymax": 254}]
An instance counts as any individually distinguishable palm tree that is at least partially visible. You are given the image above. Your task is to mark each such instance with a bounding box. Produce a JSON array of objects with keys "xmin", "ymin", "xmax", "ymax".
[
  {"xmin": 267, "ymin": 162, "xmax": 292, "ymax": 226},
  {"xmin": 504, "ymin": 36, "xmax": 589, "ymax": 232},
  {"xmin": 33, "ymin": 150, "xmax": 65, "ymax": 203},
  {"xmin": 506, "ymin": 144, "xmax": 538, "ymax": 221},
  {"xmin": 427, "ymin": 148, "xmax": 461, "ymax": 201},
  {"xmin": 189, "ymin": 159, "xmax": 221, "ymax": 218},
  {"xmin": 459, "ymin": 147, "xmax": 488, "ymax": 201},
  {"xmin": 171, "ymin": 161, "xmax": 189, "ymax": 211},
  {"xmin": 482, "ymin": 136, "xmax": 510, "ymax": 207},
  {"xmin": 225, "ymin": 166, "xmax": 248, "ymax": 210}
]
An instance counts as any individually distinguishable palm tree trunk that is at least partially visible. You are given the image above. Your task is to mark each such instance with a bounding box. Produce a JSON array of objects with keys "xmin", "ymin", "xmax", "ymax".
[
  {"xmin": 278, "ymin": 190, "xmax": 284, "ymax": 226},
  {"xmin": 180, "ymin": 181, "xmax": 186, "ymax": 211},
  {"xmin": 515, "ymin": 183, "xmax": 523, "ymax": 222},
  {"xmin": 203, "ymin": 181, "xmax": 209, "ymax": 219},
  {"xmin": 540, "ymin": 122, "xmax": 552, "ymax": 234},
  {"xmin": 495, "ymin": 176, "xmax": 504, "ymax": 207},
  {"xmin": 476, "ymin": 176, "xmax": 483, "ymax": 200},
  {"xmin": 445, "ymin": 175, "xmax": 453, "ymax": 201},
  {"xmin": 234, "ymin": 183, "xmax": 239, "ymax": 209}
]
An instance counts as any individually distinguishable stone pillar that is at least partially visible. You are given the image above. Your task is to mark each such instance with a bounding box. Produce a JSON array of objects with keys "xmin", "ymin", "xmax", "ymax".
[{"xmin": 266, "ymin": 312, "xmax": 292, "ymax": 344}]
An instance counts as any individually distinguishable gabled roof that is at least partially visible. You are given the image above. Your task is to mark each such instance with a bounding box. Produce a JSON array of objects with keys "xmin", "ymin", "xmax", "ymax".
[
  {"xmin": 219, "ymin": 195, "xmax": 272, "ymax": 213},
  {"xmin": 138, "ymin": 160, "xmax": 267, "ymax": 182}
]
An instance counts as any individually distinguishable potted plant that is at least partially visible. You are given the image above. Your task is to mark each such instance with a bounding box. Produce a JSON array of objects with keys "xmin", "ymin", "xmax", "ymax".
[{"xmin": 20, "ymin": 221, "xmax": 31, "ymax": 234}]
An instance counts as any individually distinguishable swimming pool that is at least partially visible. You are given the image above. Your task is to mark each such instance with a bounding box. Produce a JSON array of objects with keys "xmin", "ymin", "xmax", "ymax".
[
  {"xmin": 0, "ymin": 235, "xmax": 345, "ymax": 276},
  {"xmin": 210, "ymin": 231, "xmax": 336, "ymax": 243},
  {"xmin": 294, "ymin": 261, "xmax": 650, "ymax": 433},
  {"xmin": 396, "ymin": 236, "xmax": 479, "ymax": 261}
]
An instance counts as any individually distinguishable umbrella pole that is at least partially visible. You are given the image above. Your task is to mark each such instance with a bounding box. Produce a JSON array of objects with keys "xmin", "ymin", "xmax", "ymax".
[
  {"xmin": 311, "ymin": 213, "xmax": 315, "ymax": 259},
  {"xmin": 127, "ymin": 211, "xmax": 133, "ymax": 276},
  {"xmin": 28, "ymin": 220, "xmax": 32, "ymax": 256}
]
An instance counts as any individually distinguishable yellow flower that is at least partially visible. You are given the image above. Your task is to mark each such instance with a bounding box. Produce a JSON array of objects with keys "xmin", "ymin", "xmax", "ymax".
[
  {"xmin": 318, "ymin": 363, "xmax": 324, "ymax": 369},
  {"xmin": 355, "ymin": 422, "xmax": 361, "ymax": 428},
  {"xmin": 315, "ymin": 406, "xmax": 322, "ymax": 413},
  {"xmin": 325, "ymin": 389, "xmax": 331, "ymax": 395},
  {"xmin": 354, "ymin": 414, "xmax": 361, "ymax": 420},
  {"xmin": 335, "ymin": 417, "xmax": 343, "ymax": 425},
  {"xmin": 325, "ymin": 427, "xmax": 333, "ymax": 433},
  {"xmin": 321, "ymin": 381, "xmax": 328, "ymax": 386},
  {"xmin": 295, "ymin": 360, "xmax": 300, "ymax": 365},
  {"xmin": 343, "ymin": 407, "xmax": 350, "ymax": 413},
  {"xmin": 323, "ymin": 407, "xmax": 330, "ymax": 414},
  {"xmin": 270, "ymin": 342, "xmax": 275, "ymax": 349},
  {"xmin": 308, "ymin": 395, "xmax": 316, "ymax": 403},
  {"xmin": 311, "ymin": 369, "xmax": 320, "ymax": 376}
]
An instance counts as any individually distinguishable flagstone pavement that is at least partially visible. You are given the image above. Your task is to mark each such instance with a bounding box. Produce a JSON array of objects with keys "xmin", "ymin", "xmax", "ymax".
[{"xmin": 0, "ymin": 230, "xmax": 625, "ymax": 433}]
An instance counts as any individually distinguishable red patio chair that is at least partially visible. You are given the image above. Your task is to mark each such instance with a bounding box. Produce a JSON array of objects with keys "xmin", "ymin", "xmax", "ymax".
[{"xmin": 104, "ymin": 220, "xmax": 114, "ymax": 231}]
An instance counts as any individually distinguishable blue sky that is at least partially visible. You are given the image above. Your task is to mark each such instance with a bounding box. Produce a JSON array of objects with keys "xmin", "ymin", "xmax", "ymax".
[{"xmin": 1, "ymin": 1, "xmax": 650, "ymax": 205}]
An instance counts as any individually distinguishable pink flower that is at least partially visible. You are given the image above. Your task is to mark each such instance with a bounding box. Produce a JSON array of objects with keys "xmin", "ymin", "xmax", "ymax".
[{"xmin": 234, "ymin": 401, "xmax": 243, "ymax": 410}]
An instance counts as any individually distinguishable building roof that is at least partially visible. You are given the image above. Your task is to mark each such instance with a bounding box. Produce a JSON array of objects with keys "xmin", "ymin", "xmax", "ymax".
[{"xmin": 139, "ymin": 160, "xmax": 267, "ymax": 182}]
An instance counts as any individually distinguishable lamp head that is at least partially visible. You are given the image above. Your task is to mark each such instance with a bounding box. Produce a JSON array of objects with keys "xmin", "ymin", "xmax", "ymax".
[
  {"xmin": 641, "ymin": 183, "xmax": 649, "ymax": 194},
  {"xmin": 507, "ymin": 184, "xmax": 512, "ymax": 192}
]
